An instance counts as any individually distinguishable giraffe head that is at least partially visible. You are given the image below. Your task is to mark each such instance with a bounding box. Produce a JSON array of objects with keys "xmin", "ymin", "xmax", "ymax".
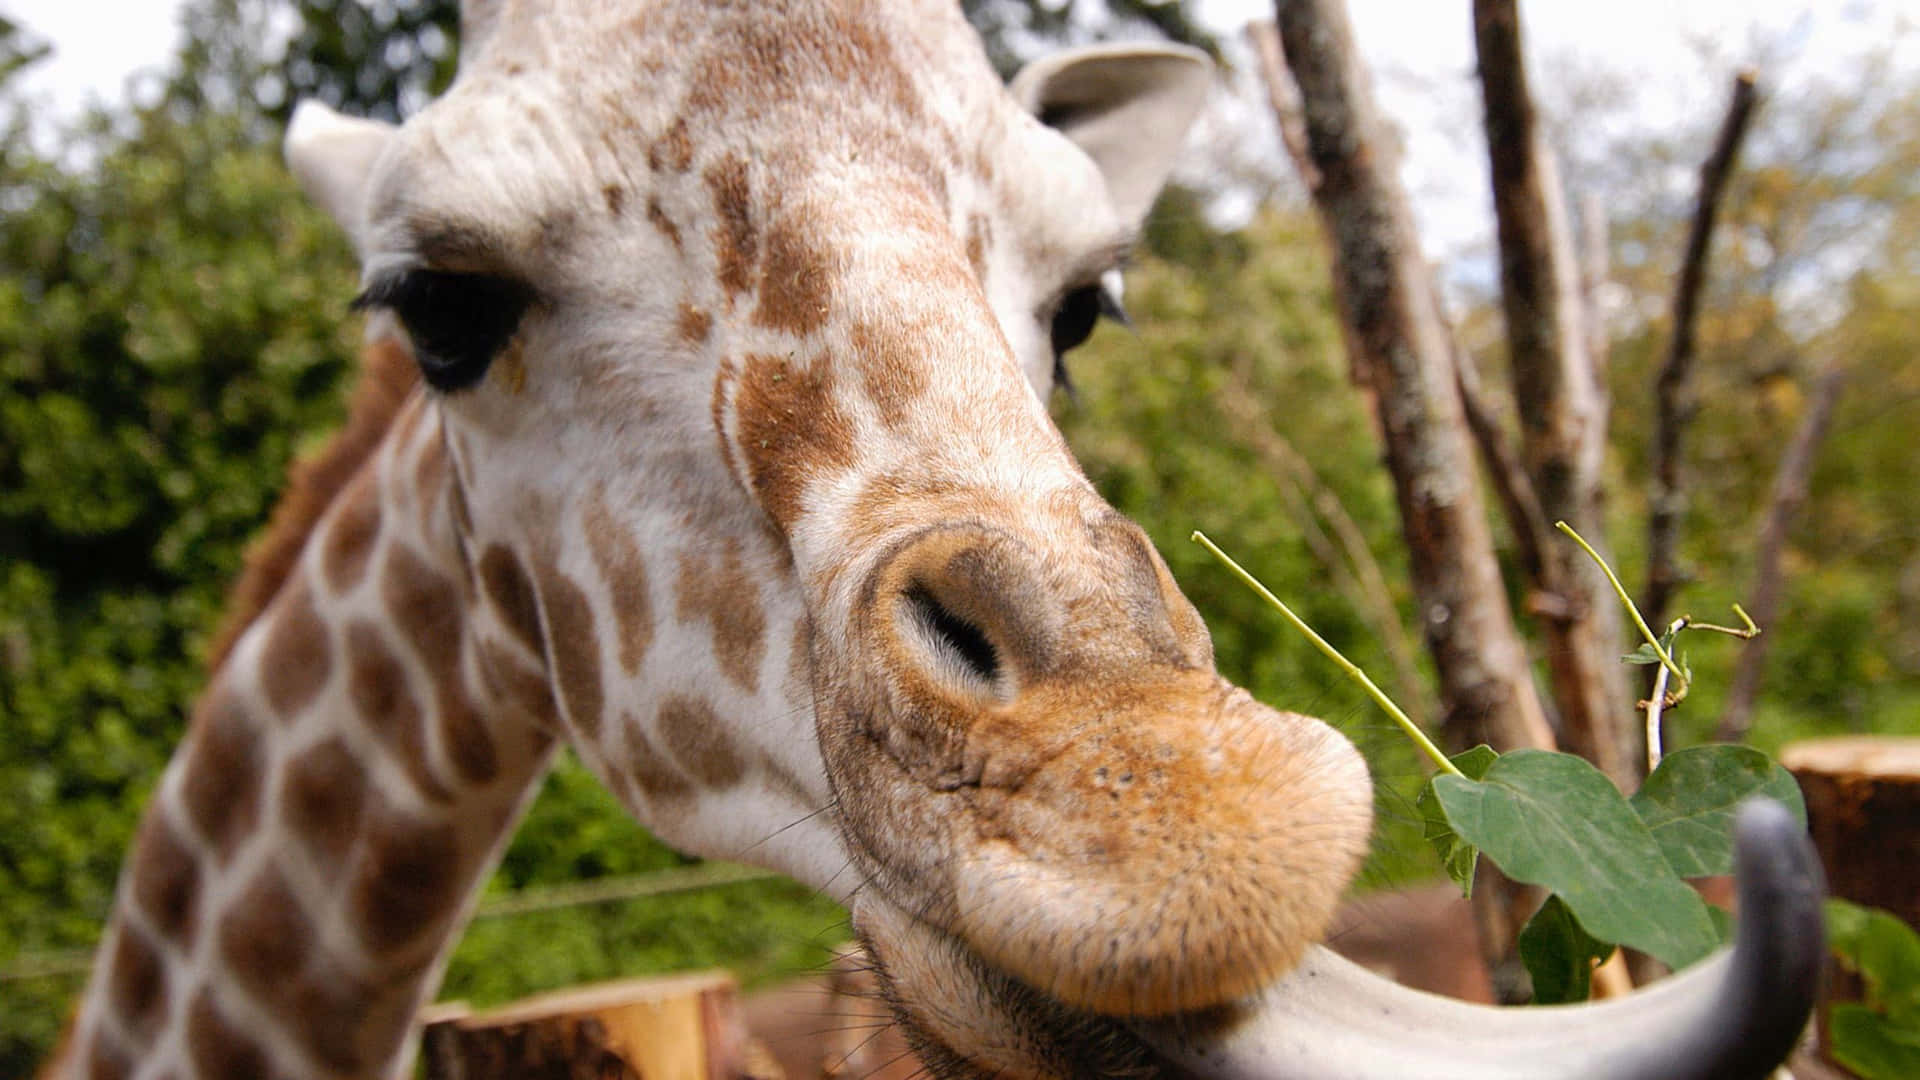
[{"xmin": 276, "ymin": 2, "xmax": 1822, "ymax": 1077}]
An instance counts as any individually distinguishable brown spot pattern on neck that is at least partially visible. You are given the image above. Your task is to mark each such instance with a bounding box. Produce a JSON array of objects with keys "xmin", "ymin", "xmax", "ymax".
[{"xmin": 207, "ymin": 340, "xmax": 419, "ymax": 670}]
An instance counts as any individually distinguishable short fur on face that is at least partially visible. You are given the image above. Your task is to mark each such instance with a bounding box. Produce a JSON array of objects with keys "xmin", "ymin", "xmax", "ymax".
[{"xmin": 280, "ymin": 2, "xmax": 1371, "ymax": 1075}]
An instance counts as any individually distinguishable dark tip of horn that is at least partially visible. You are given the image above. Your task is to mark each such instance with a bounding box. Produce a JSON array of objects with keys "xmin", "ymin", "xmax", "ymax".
[{"xmin": 1711, "ymin": 797, "xmax": 1827, "ymax": 1078}]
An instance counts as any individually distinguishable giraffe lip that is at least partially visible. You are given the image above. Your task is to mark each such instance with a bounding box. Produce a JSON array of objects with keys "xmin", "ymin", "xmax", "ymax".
[{"xmin": 861, "ymin": 800, "xmax": 1823, "ymax": 1080}]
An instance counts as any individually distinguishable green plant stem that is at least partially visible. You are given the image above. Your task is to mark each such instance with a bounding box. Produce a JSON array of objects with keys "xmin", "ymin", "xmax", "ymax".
[
  {"xmin": 1555, "ymin": 521, "xmax": 1686, "ymax": 685},
  {"xmin": 1191, "ymin": 531, "xmax": 1463, "ymax": 778},
  {"xmin": 1688, "ymin": 603, "xmax": 1762, "ymax": 639}
]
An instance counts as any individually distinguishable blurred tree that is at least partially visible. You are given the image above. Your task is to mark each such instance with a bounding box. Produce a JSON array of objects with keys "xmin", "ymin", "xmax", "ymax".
[
  {"xmin": 274, "ymin": 0, "xmax": 458, "ymax": 122},
  {"xmin": 1598, "ymin": 67, "xmax": 1920, "ymax": 745},
  {"xmin": 0, "ymin": 15, "xmax": 50, "ymax": 87}
]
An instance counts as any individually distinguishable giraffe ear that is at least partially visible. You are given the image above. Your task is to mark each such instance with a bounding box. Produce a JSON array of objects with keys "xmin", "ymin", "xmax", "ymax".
[
  {"xmin": 284, "ymin": 99, "xmax": 396, "ymax": 251},
  {"xmin": 1010, "ymin": 43, "xmax": 1213, "ymax": 225}
]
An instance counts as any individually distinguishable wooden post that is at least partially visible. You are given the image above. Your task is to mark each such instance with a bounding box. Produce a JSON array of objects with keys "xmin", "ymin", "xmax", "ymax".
[{"xmin": 420, "ymin": 971, "xmax": 782, "ymax": 1080}]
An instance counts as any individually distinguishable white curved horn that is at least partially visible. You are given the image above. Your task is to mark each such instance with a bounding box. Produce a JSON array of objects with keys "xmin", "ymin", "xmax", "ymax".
[{"xmin": 1138, "ymin": 799, "xmax": 1824, "ymax": 1080}]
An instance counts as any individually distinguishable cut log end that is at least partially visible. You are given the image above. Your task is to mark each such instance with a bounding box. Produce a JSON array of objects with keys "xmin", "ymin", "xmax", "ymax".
[{"xmin": 420, "ymin": 971, "xmax": 781, "ymax": 1080}]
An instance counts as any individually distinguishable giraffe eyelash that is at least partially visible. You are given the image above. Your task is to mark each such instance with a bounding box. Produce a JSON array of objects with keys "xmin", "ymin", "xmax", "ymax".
[{"xmin": 353, "ymin": 268, "xmax": 535, "ymax": 393}]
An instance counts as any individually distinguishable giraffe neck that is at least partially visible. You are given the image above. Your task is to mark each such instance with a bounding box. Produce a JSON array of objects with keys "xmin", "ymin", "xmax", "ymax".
[{"xmin": 67, "ymin": 391, "xmax": 557, "ymax": 1080}]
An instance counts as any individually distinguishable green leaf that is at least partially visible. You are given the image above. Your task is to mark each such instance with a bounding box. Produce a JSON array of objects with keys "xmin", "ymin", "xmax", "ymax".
[
  {"xmin": 1433, "ymin": 749, "xmax": 1719, "ymax": 969},
  {"xmin": 1829, "ymin": 897, "xmax": 1875, "ymax": 950},
  {"xmin": 1622, "ymin": 642, "xmax": 1664, "ymax": 665},
  {"xmin": 1518, "ymin": 894, "xmax": 1615, "ymax": 1005},
  {"xmin": 1827, "ymin": 899, "xmax": 1920, "ymax": 1026},
  {"xmin": 1416, "ymin": 745, "xmax": 1498, "ymax": 897},
  {"xmin": 1829, "ymin": 1004, "xmax": 1920, "ymax": 1080},
  {"xmin": 1629, "ymin": 745, "xmax": 1807, "ymax": 877},
  {"xmin": 1706, "ymin": 904, "xmax": 1735, "ymax": 946}
]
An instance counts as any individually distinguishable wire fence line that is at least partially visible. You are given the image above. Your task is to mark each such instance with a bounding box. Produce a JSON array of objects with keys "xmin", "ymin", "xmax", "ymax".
[{"xmin": 0, "ymin": 861, "xmax": 786, "ymax": 984}]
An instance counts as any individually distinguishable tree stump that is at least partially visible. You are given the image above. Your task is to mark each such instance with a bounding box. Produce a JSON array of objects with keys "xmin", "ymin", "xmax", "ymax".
[
  {"xmin": 1782, "ymin": 736, "xmax": 1920, "ymax": 928},
  {"xmin": 420, "ymin": 971, "xmax": 782, "ymax": 1080},
  {"xmin": 1781, "ymin": 735, "xmax": 1920, "ymax": 1071}
]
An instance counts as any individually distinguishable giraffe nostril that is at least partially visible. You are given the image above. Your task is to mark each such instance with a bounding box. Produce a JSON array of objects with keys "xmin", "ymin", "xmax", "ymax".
[{"xmin": 899, "ymin": 581, "xmax": 1001, "ymax": 691}]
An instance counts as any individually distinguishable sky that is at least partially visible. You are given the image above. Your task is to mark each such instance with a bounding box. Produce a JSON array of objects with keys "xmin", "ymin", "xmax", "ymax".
[{"xmin": 5, "ymin": 0, "xmax": 1915, "ymax": 262}]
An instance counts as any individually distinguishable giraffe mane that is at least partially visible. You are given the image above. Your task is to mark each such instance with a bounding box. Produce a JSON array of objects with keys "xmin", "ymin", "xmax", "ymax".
[{"xmin": 205, "ymin": 338, "xmax": 420, "ymax": 670}]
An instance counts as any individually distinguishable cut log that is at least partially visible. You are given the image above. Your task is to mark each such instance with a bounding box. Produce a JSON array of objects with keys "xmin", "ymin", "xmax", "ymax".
[
  {"xmin": 1781, "ymin": 735, "xmax": 1920, "ymax": 1069},
  {"xmin": 420, "ymin": 970, "xmax": 780, "ymax": 1080},
  {"xmin": 1782, "ymin": 736, "xmax": 1920, "ymax": 927}
]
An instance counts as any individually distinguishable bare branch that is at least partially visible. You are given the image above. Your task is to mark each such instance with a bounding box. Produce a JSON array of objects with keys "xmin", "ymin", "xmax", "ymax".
[
  {"xmin": 1246, "ymin": 21, "xmax": 1320, "ymax": 191},
  {"xmin": 1642, "ymin": 70, "xmax": 1762, "ymax": 630},
  {"xmin": 1473, "ymin": 0, "xmax": 1635, "ymax": 785},
  {"xmin": 1445, "ymin": 312, "xmax": 1555, "ymax": 597},
  {"xmin": 1717, "ymin": 362, "xmax": 1847, "ymax": 742}
]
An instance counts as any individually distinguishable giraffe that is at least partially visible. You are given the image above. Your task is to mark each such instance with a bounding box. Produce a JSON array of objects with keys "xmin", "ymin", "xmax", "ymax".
[{"xmin": 52, "ymin": 2, "xmax": 1825, "ymax": 1078}]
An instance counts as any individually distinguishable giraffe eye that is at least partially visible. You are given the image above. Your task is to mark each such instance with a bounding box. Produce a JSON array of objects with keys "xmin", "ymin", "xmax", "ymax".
[
  {"xmin": 353, "ymin": 269, "xmax": 533, "ymax": 392},
  {"xmin": 1048, "ymin": 282, "xmax": 1126, "ymax": 394},
  {"xmin": 1049, "ymin": 284, "xmax": 1105, "ymax": 358}
]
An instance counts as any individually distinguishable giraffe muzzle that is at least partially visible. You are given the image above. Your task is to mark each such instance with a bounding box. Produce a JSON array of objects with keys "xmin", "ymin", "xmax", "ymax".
[{"xmin": 827, "ymin": 520, "xmax": 1372, "ymax": 1018}]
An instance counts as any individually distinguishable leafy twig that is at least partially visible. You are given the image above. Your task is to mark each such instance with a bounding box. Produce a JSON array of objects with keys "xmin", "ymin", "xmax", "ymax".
[
  {"xmin": 1191, "ymin": 531, "xmax": 1463, "ymax": 778},
  {"xmin": 1558, "ymin": 521, "xmax": 1764, "ymax": 773}
]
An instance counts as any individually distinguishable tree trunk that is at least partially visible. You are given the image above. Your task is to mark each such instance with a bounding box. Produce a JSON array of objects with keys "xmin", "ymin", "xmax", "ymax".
[
  {"xmin": 1472, "ymin": 0, "xmax": 1635, "ymax": 787},
  {"xmin": 1264, "ymin": 1, "xmax": 1555, "ymax": 998},
  {"xmin": 420, "ymin": 972, "xmax": 778, "ymax": 1080},
  {"xmin": 1267, "ymin": 4, "xmax": 1551, "ymax": 758}
]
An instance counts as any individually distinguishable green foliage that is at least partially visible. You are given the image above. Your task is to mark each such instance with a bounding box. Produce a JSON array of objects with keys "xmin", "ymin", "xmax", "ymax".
[
  {"xmin": 1413, "ymin": 743, "xmax": 1805, "ymax": 1002},
  {"xmin": 442, "ymin": 877, "xmax": 847, "ymax": 1010},
  {"xmin": 1596, "ymin": 72, "xmax": 1920, "ymax": 747},
  {"xmin": 1627, "ymin": 745, "xmax": 1804, "ymax": 877},
  {"xmin": 1516, "ymin": 895, "xmax": 1612, "ymax": 1005},
  {"xmin": 1416, "ymin": 745, "xmax": 1498, "ymax": 895},
  {"xmin": 1826, "ymin": 899, "xmax": 1920, "ymax": 1080},
  {"xmin": 0, "ymin": 15, "xmax": 49, "ymax": 86},
  {"xmin": 274, "ymin": 0, "xmax": 459, "ymax": 122},
  {"xmin": 1433, "ymin": 749, "xmax": 1720, "ymax": 970},
  {"xmin": 0, "ymin": 99, "xmax": 362, "ymax": 1070}
]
